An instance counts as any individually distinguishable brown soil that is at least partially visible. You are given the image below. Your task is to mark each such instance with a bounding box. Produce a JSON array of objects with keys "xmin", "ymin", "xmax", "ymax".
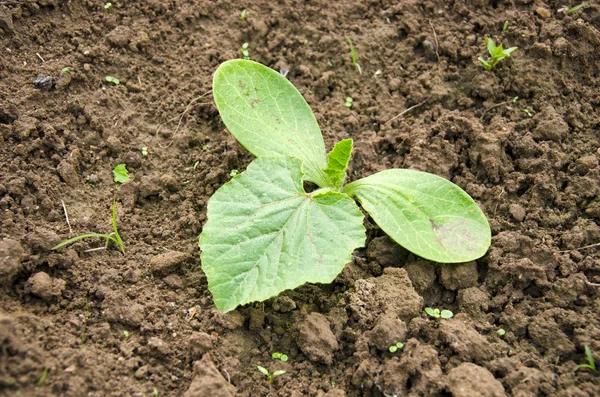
[{"xmin": 1, "ymin": 1, "xmax": 600, "ymax": 396}]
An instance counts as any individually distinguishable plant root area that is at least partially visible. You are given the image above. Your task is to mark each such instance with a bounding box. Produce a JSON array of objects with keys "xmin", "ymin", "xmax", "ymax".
[{"xmin": 1, "ymin": 1, "xmax": 600, "ymax": 396}]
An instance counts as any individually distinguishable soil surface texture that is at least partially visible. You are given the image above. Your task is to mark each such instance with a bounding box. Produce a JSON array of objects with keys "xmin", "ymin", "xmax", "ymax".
[{"xmin": 1, "ymin": 1, "xmax": 600, "ymax": 396}]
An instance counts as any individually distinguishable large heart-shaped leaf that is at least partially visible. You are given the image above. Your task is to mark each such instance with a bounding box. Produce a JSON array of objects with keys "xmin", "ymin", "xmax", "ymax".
[
  {"xmin": 213, "ymin": 60, "xmax": 329, "ymax": 186},
  {"xmin": 199, "ymin": 156, "xmax": 366, "ymax": 312},
  {"xmin": 343, "ymin": 169, "xmax": 490, "ymax": 263}
]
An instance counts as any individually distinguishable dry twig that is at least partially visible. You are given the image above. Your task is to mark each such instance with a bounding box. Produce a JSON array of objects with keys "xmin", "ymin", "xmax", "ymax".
[{"xmin": 384, "ymin": 96, "xmax": 431, "ymax": 126}]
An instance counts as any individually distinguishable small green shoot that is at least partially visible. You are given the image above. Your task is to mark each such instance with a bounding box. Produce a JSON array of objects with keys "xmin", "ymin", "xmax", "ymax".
[
  {"xmin": 36, "ymin": 367, "xmax": 49, "ymax": 386},
  {"xmin": 257, "ymin": 366, "xmax": 286, "ymax": 384},
  {"xmin": 425, "ymin": 307, "xmax": 454, "ymax": 319},
  {"xmin": 104, "ymin": 2, "xmax": 112, "ymax": 9},
  {"xmin": 124, "ymin": 330, "xmax": 130, "ymax": 339},
  {"xmin": 347, "ymin": 38, "xmax": 362, "ymax": 74},
  {"xmin": 153, "ymin": 388, "xmax": 159, "ymax": 397},
  {"xmin": 272, "ymin": 352, "xmax": 289, "ymax": 362},
  {"xmin": 141, "ymin": 146, "xmax": 148, "ymax": 156},
  {"xmin": 502, "ymin": 21, "xmax": 509, "ymax": 31},
  {"xmin": 241, "ymin": 43, "xmax": 250, "ymax": 60},
  {"xmin": 523, "ymin": 109, "xmax": 533, "ymax": 117},
  {"xmin": 345, "ymin": 96, "xmax": 353, "ymax": 108},
  {"xmin": 230, "ymin": 169, "xmax": 239, "ymax": 177},
  {"xmin": 497, "ymin": 328, "xmax": 506, "ymax": 336},
  {"xmin": 113, "ymin": 164, "xmax": 130, "ymax": 184},
  {"xmin": 105, "ymin": 75, "xmax": 120, "ymax": 85},
  {"xmin": 559, "ymin": 4, "xmax": 585, "ymax": 14},
  {"xmin": 478, "ymin": 38, "xmax": 518, "ymax": 71},
  {"xmin": 388, "ymin": 342, "xmax": 404, "ymax": 353},
  {"xmin": 61, "ymin": 67, "xmax": 71, "ymax": 73},
  {"xmin": 574, "ymin": 345, "xmax": 597, "ymax": 372},
  {"xmin": 52, "ymin": 199, "xmax": 125, "ymax": 255},
  {"xmin": 240, "ymin": 9, "xmax": 247, "ymax": 20},
  {"xmin": 512, "ymin": 96, "xmax": 519, "ymax": 103}
]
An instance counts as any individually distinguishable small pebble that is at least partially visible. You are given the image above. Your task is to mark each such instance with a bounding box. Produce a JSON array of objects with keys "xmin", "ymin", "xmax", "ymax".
[
  {"xmin": 509, "ymin": 204, "xmax": 526, "ymax": 222},
  {"xmin": 33, "ymin": 76, "xmax": 54, "ymax": 89}
]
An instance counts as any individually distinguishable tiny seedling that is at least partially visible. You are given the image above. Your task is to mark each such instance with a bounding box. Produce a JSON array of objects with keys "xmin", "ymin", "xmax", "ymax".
[
  {"xmin": 36, "ymin": 367, "xmax": 49, "ymax": 386},
  {"xmin": 240, "ymin": 9, "xmax": 247, "ymax": 20},
  {"xmin": 61, "ymin": 67, "xmax": 71, "ymax": 73},
  {"xmin": 523, "ymin": 109, "xmax": 533, "ymax": 117},
  {"xmin": 478, "ymin": 38, "xmax": 517, "ymax": 71},
  {"xmin": 574, "ymin": 345, "xmax": 597, "ymax": 372},
  {"xmin": 559, "ymin": 4, "xmax": 585, "ymax": 14},
  {"xmin": 347, "ymin": 38, "xmax": 362, "ymax": 74},
  {"xmin": 497, "ymin": 328, "xmax": 506, "ymax": 336},
  {"xmin": 345, "ymin": 96, "xmax": 353, "ymax": 108},
  {"xmin": 52, "ymin": 199, "xmax": 125, "ymax": 255},
  {"xmin": 230, "ymin": 169, "xmax": 239, "ymax": 177},
  {"xmin": 425, "ymin": 307, "xmax": 454, "ymax": 319},
  {"xmin": 141, "ymin": 146, "xmax": 148, "ymax": 156},
  {"xmin": 113, "ymin": 163, "xmax": 130, "ymax": 183},
  {"xmin": 199, "ymin": 60, "xmax": 491, "ymax": 312},
  {"xmin": 123, "ymin": 330, "xmax": 130, "ymax": 339},
  {"xmin": 105, "ymin": 75, "xmax": 120, "ymax": 85},
  {"xmin": 502, "ymin": 21, "xmax": 509, "ymax": 32},
  {"xmin": 389, "ymin": 342, "xmax": 404, "ymax": 353},
  {"xmin": 241, "ymin": 43, "xmax": 250, "ymax": 60},
  {"xmin": 257, "ymin": 366, "xmax": 286, "ymax": 384},
  {"xmin": 272, "ymin": 352, "xmax": 289, "ymax": 362},
  {"xmin": 104, "ymin": 2, "xmax": 112, "ymax": 9}
]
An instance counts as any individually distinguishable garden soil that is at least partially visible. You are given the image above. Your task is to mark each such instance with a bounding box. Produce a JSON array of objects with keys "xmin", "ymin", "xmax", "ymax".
[{"xmin": 1, "ymin": 0, "xmax": 600, "ymax": 396}]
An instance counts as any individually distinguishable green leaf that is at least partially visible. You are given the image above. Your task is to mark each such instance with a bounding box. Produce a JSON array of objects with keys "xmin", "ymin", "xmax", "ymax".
[
  {"xmin": 272, "ymin": 370, "xmax": 287, "ymax": 377},
  {"xmin": 257, "ymin": 366, "xmax": 269, "ymax": 376},
  {"xmin": 440, "ymin": 309, "xmax": 454, "ymax": 319},
  {"xmin": 485, "ymin": 37, "xmax": 496, "ymax": 55},
  {"xmin": 323, "ymin": 139, "xmax": 353, "ymax": 190},
  {"xmin": 213, "ymin": 60, "xmax": 329, "ymax": 186},
  {"xmin": 199, "ymin": 156, "xmax": 366, "ymax": 312},
  {"xmin": 344, "ymin": 169, "xmax": 491, "ymax": 263},
  {"xmin": 113, "ymin": 164, "xmax": 130, "ymax": 183},
  {"xmin": 504, "ymin": 46, "xmax": 518, "ymax": 56},
  {"xmin": 425, "ymin": 307, "xmax": 436, "ymax": 317}
]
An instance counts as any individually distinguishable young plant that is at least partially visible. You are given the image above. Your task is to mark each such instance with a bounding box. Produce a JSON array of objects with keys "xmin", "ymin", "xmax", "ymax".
[
  {"xmin": 389, "ymin": 342, "xmax": 404, "ymax": 353},
  {"xmin": 574, "ymin": 345, "xmax": 597, "ymax": 372},
  {"xmin": 345, "ymin": 96, "xmax": 353, "ymax": 108},
  {"xmin": 347, "ymin": 38, "xmax": 362, "ymax": 74},
  {"xmin": 272, "ymin": 352, "xmax": 289, "ymax": 362},
  {"xmin": 199, "ymin": 60, "xmax": 491, "ymax": 312},
  {"xmin": 478, "ymin": 38, "xmax": 517, "ymax": 71},
  {"xmin": 105, "ymin": 75, "xmax": 120, "ymax": 85},
  {"xmin": 240, "ymin": 43, "xmax": 250, "ymax": 60},
  {"xmin": 52, "ymin": 199, "xmax": 125, "ymax": 255},
  {"xmin": 424, "ymin": 307, "xmax": 454, "ymax": 319},
  {"xmin": 559, "ymin": 4, "xmax": 585, "ymax": 14},
  {"xmin": 257, "ymin": 366, "xmax": 286, "ymax": 384},
  {"xmin": 113, "ymin": 163, "xmax": 130, "ymax": 183}
]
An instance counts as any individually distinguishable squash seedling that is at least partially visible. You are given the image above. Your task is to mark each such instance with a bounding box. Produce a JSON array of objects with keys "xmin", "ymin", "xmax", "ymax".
[
  {"xmin": 389, "ymin": 342, "xmax": 404, "ymax": 353},
  {"xmin": 478, "ymin": 38, "xmax": 517, "ymax": 71},
  {"xmin": 199, "ymin": 60, "xmax": 491, "ymax": 312},
  {"xmin": 52, "ymin": 199, "xmax": 125, "ymax": 255},
  {"xmin": 105, "ymin": 75, "xmax": 120, "ymax": 85},
  {"xmin": 257, "ymin": 366, "xmax": 286, "ymax": 384},
  {"xmin": 424, "ymin": 307, "xmax": 453, "ymax": 319},
  {"xmin": 272, "ymin": 352, "xmax": 289, "ymax": 362},
  {"xmin": 574, "ymin": 345, "xmax": 597, "ymax": 373},
  {"xmin": 345, "ymin": 96, "xmax": 353, "ymax": 108}
]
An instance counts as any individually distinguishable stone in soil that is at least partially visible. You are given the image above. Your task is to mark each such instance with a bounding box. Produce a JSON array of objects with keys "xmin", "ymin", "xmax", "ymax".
[
  {"xmin": 297, "ymin": 312, "xmax": 338, "ymax": 365},
  {"xmin": 183, "ymin": 354, "xmax": 236, "ymax": 397}
]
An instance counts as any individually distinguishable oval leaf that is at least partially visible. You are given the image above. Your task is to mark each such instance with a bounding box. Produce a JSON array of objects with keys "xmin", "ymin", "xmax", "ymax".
[
  {"xmin": 213, "ymin": 60, "xmax": 328, "ymax": 186},
  {"xmin": 323, "ymin": 138, "xmax": 353, "ymax": 190},
  {"xmin": 344, "ymin": 169, "xmax": 491, "ymax": 263},
  {"xmin": 199, "ymin": 156, "xmax": 366, "ymax": 312}
]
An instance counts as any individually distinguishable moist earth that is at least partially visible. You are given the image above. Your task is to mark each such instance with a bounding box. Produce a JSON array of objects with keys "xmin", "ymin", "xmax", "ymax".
[{"xmin": 1, "ymin": 0, "xmax": 600, "ymax": 396}]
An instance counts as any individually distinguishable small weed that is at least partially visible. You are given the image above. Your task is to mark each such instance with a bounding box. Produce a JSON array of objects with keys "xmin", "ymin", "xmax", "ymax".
[
  {"xmin": 36, "ymin": 367, "xmax": 49, "ymax": 386},
  {"xmin": 105, "ymin": 75, "xmax": 120, "ymax": 85},
  {"xmin": 123, "ymin": 330, "xmax": 130, "ymax": 339},
  {"xmin": 104, "ymin": 2, "xmax": 112, "ymax": 9},
  {"xmin": 230, "ymin": 169, "xmax": 239, "ymax": 177},
  {"xmin": 153, "ymin": 388, "xmax": 159, "ymax": 397},
  {"xmin": 52, "ymin": 199, "xmax": 125, "ymax": 255},
  {"xmin": 61, "ymin": 67, "xmax": 71, "ymax": 73},
  {"xmin": 502, "ymin": 21, "xmax": 509, "ymax": 31},
  {"xmin": 257, "ymin": 366, "xmax": 286, "ymax": 384},
  {"xmin": 113, "ymin": 163, "xmax": 130, "ymax": 183},
  {"xmin": 425, "ymin": 307, "xmax": 453, "ymax": 319},
  {"xmin": 523, "ymin": 109, "xmax": 533, "ymax": 117},
  {"xmin": 347, "ymin": 38, "xmax": 362, "ymax": 74},
  {"xmin": 272, "ymin": 352, "xmax": 289, "ymax": 362},
  {"xmin": 512, "ymin": 96, "xmax": 519, "ymax": 103},
  {"xmin": 388, "ymin": 342, "xmax": 404, "ymax": 353},
  {"xmin": 559, "ymin": 4, "xmax": 585, "ymax": 14},
  {"xmin": 345, "ymin": 96, "xmax": 353, "ymax": 108},
  {"xmin": 574, "ymin": 345, "xmax": 597, "ymax": 372},
  {"xmin": 240, "ymin": 9, "xmax": 247, "ymax": 20},
  {"xmin": 241, "ymin": 43, "xmax": 250, "ymax": 60},
  {"xmin": 497, "ymin": 328, "xmax": 506, "ymax": 336},
  {"xmin": 141, "ymin": 146, "xmax": 148, "ymax": 156},
  {"xmin": 478, "ymin": 38, "xmax": 517, "ymax": 71}
]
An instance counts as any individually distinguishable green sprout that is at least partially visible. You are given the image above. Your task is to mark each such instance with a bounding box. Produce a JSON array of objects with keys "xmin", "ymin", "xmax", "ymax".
[
  {"xmin": 123, "ymin": 330, "xmax": 130, "ymax": 339},
  {"xmin": 36, "ymin": 367, "xmax": 49, "ymax": 386},
  {"xmin": 104, "ymin": 2, "xmax": 112, "ymax": 9},
  {"xmin": 257, "ymin": 366, "xmax": 286, "ymax": 384},
  {"xmin": 497, "ymin": 328, "xmax": 506, "ymax": 336},
  {"xmin": 141, "ymin": 146, "xmax": 148, "ymax": 156},
  {"xmin": 52, "ymin": 199, "xmax": 125, "ymax": 255},
  {"xmin": 425, "ymin": 307, "xmax": 453, "ymax": 319},
  {"xmin": 478, "ymin": 38, "xmax": 517, "ymax": 71},
  {"xmin": 502, "ymin": 21, "xmax": 509, "ymax": 31},
  {"xmin": 230, "ymin": 169, "xmax": 239, "ymax": 177},
  {"xmin": 512, "ymin": 96, "xmax": 519, "ymax": 103},
  {"xmin": 61, "ymin": 67, "xmax": 71, "ymax": 73},
  {"xmin": 105, "ymin": 75, "xmax": 120, "ymax": 85},
  {"xmin": 347, "ymin": 38, "xmax": 362, "ymax": 74},
  {"xmin": 388, "ymin": 342, "xmax": 404, "ymax": 353},
  {"xmin": 559, "ymin": 4, "xmax": 585, "ymax": 14},
  {"xmin": 523, "ymin": 109, "xmax": 533, "ymax": 117},
  {"xmin": 241, "ymin": 43, "xmax": 250, "ymax": 60},
  {"xmin": 113, "ymin": 163, "xmax": 130, "ymax": 184},
  {"xmin": 153, "ymin": 388, "xmax": 159, "ymax": 397},
  {"xmin": 574, "ymin": 345, "xmax": 597, "ymax": 372},
  {"xmin": 240, "ymin": 9, "xmax": 247, "ymax": 19},
  {"xmin": 272, "ymin": 352, "xmax": 289, "ymax": 362},
  {"xmin": 345, "ymin": 96, "xmax": 353, "ymax": 108}
]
